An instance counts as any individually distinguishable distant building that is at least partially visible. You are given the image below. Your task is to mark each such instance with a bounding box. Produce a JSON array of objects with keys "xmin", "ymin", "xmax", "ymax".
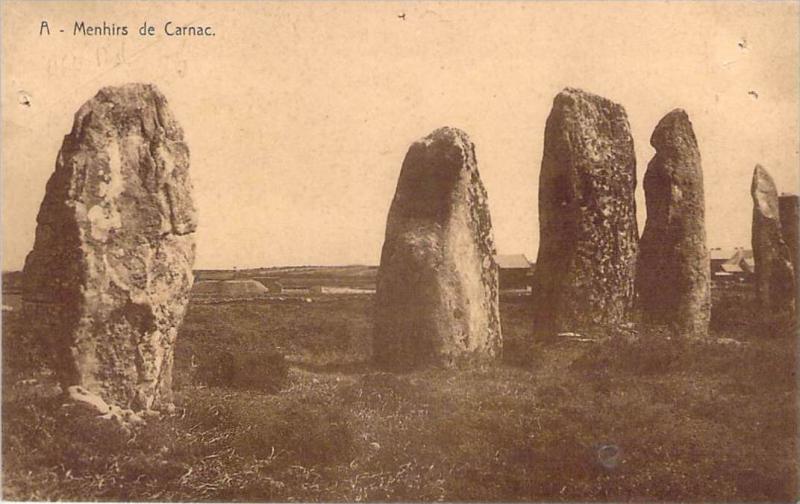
[
  {"xmin": 259, "ymin": 280, "xmax": 283, "ymax": 293},
  {"xmin": 193, "ymin": 270, "xmax": 236, "ymax": 282},
  {"xmin": 709, "ymin": 248, "xmax": 753, "ymax": 281},
  {"xmin": 494, "ymin": 254, "xmax": 534, "ymax": 290},
  {"xmin": 709, "ymin": 248, "xmax": 732, "ymax": 274},
  {"xmin": 192, "ymin": 279, "xmax": 269, "ymax": 297},
  {"xmin": 2, "ymin": 271, "xmax": 23, "ymax": 294}
]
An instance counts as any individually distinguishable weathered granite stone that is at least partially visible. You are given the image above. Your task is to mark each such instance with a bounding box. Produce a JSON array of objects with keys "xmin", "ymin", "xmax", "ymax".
[
  {"xmin": 374, "ymin": 127, "xmax": 501, "ymax": 368},
  {"xmin": 636, "ymin": 109, "xmax": 711, "ymax": 338},
  {"xmin": 779, "ymin": 193, "xmax": 799, "ymax": 284},
  {"xmin": 531, "ymin": 88, "xmax": 639, "ymax": 337},
  {"xmin": 22, "ymin": 83, "xmax": 196, "ymax": 411},
  {"xmin": 751, "ymin": 165, "xmax": 795, "ymax": 315}
]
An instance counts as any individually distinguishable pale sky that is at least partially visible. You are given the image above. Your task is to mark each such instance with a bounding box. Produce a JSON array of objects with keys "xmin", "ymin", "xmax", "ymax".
[{"xmin": 2, "ymin": 1, "xmax": 798, "ymax": 270}]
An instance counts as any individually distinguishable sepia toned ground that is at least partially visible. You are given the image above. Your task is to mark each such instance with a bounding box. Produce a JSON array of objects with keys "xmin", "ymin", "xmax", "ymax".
[{"xmin": 2, "ymin": 274, "xmax": 797, "ymax": 502}]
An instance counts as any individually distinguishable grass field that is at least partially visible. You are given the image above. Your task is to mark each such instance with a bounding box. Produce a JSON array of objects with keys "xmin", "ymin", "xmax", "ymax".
[{"xmin": 2, "ymin": 282, "xmax": 797, "ymax": 501}]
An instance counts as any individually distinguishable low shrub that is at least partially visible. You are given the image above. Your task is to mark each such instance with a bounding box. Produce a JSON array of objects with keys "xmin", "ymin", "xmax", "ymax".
[{"xmin": 195, "ymin": 347, "xmax": 289, "ymax": 393}]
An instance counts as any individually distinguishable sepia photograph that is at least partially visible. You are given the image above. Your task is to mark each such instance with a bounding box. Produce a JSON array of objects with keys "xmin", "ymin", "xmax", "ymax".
[{"xmin": 1, "ymin": 0, "xmax": 799, "ymax": 501}]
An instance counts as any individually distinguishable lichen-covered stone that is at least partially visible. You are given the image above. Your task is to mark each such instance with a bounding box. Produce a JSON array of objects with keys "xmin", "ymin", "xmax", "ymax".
[
  {"xmin": 374, "ymin": 127, "xmax": 501, "ymax": 369},
  {"xmin": 22, "ymin": 83, "xmax": 196, "ymax": 411},
  {"xmin": 531, "ymin": 88, "xmax": 638, "ymax": 337},
  {"xmin": 751, "ymin": 165, "xmax": 795, "ymax": 315},
  {"xmin": 636, "ymin": 109, "xmax": 711, "ymax": 338}
]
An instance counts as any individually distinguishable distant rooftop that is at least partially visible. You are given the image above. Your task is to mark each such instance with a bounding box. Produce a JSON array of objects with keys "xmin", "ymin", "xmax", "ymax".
[
  {"xmin": 721, "ymin": 263, "xmax": 744, "ymax": 274},
  {"xmin": 709, "ymin": 247, "xmax": 752, "ymax": 261},
  {"xmin": 495, "ymin": 254, "xmax": 531, "ymax": 269}
]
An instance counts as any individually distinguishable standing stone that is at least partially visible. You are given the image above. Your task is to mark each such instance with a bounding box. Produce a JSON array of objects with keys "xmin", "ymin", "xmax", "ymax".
[
  {"xmin": 374, "ymin": 127, "xmax": 501, "ymax": 369},
  {"xmin": 636, "ymin": 109, "xmax": 711, "ymax": 338},
  {"xmin": 22, "ymin": 83, "xmax": 196, "ymax": 412},
  {"xmin": 751, "ymin": 166, "xmax": 795, "ymax": 315},
  {"xmin": 779, "ymin": 193, "xmax": 799, "ymax": 284},
  {"xmin": 531, "ymin": 88, "xmax": 638, "ymax": 337}
]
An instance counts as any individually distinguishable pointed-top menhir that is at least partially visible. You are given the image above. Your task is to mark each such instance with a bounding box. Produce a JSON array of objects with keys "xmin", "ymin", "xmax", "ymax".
[
  {"xmin": 751, "ymin": 164, "xmax": 795, "ymax": 316},
  {"xmin": 636, "ymin": 109, "xmax": 711, "ymax": 338}
]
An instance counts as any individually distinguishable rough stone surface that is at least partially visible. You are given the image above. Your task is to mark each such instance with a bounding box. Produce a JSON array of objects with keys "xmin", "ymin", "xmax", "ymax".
[
  {"xmin": 636, "ymin": 109, "xmax": 711, "ymax": 338},
  {"xmin": 374, "ymin": 127, "xmax": 501, "ymax": 369},
  {"xmin": 531, "ymin": 88, "xmax": 639, "ymax": 337},
  {"xmin": 779, "ymin": 193, "xmax": 799, "ymax": 285},
  {"xmin": 751, "ymin": 165, "xmax": 795, "ymax": 315},
  {"xmin": 22, "ymin": 83, "xmax": 196, "ymax": 411}
]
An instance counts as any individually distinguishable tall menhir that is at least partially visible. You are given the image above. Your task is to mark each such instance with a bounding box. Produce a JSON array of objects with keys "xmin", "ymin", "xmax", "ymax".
[
  {"xmin": 531, "ymin": 88, "xmax": 639, "ymax": 337},
  {"xmin": 374, "ymin": 127, "xmax": 501, "ymax": 369},
  {"xmin": 22, "ymin": 83, "xmax": 197, "ymax": 412},
  {"xmin": 751, "ymin": 164, "xmax": 795, "ymax": 317},
  {"xmin": 636, "ymin": 109, "xmax": 711, "ymax": 338}
]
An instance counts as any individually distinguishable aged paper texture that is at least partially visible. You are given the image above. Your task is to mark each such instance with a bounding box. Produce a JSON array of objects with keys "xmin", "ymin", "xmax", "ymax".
[{"xmin": 2, "ymin": 1, "xmax": 799, "ymax": 501}]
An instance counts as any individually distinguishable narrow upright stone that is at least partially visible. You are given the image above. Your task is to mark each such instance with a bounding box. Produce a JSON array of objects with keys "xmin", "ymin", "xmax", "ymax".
[
  {"xmin": 531, "ymin": 88, "xmax": 639, "ymax": 337},
  {"xmin": 636, "ymin": 109, "xmax": 711, "ymax": 338},
  {"xmin": 374, "ymin": 127, "xmax": 501, "ymax": 369},
  {"xmin": 779, "ymin": 193, "xmax": 799, "ymax": 283},
  {"xmin": 751, "ymin": 165, "xmax": 795, "ymax": 315},
  {"xmin": 22, "ymin": 83, "xmax": 196, "ymax": 411}
]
